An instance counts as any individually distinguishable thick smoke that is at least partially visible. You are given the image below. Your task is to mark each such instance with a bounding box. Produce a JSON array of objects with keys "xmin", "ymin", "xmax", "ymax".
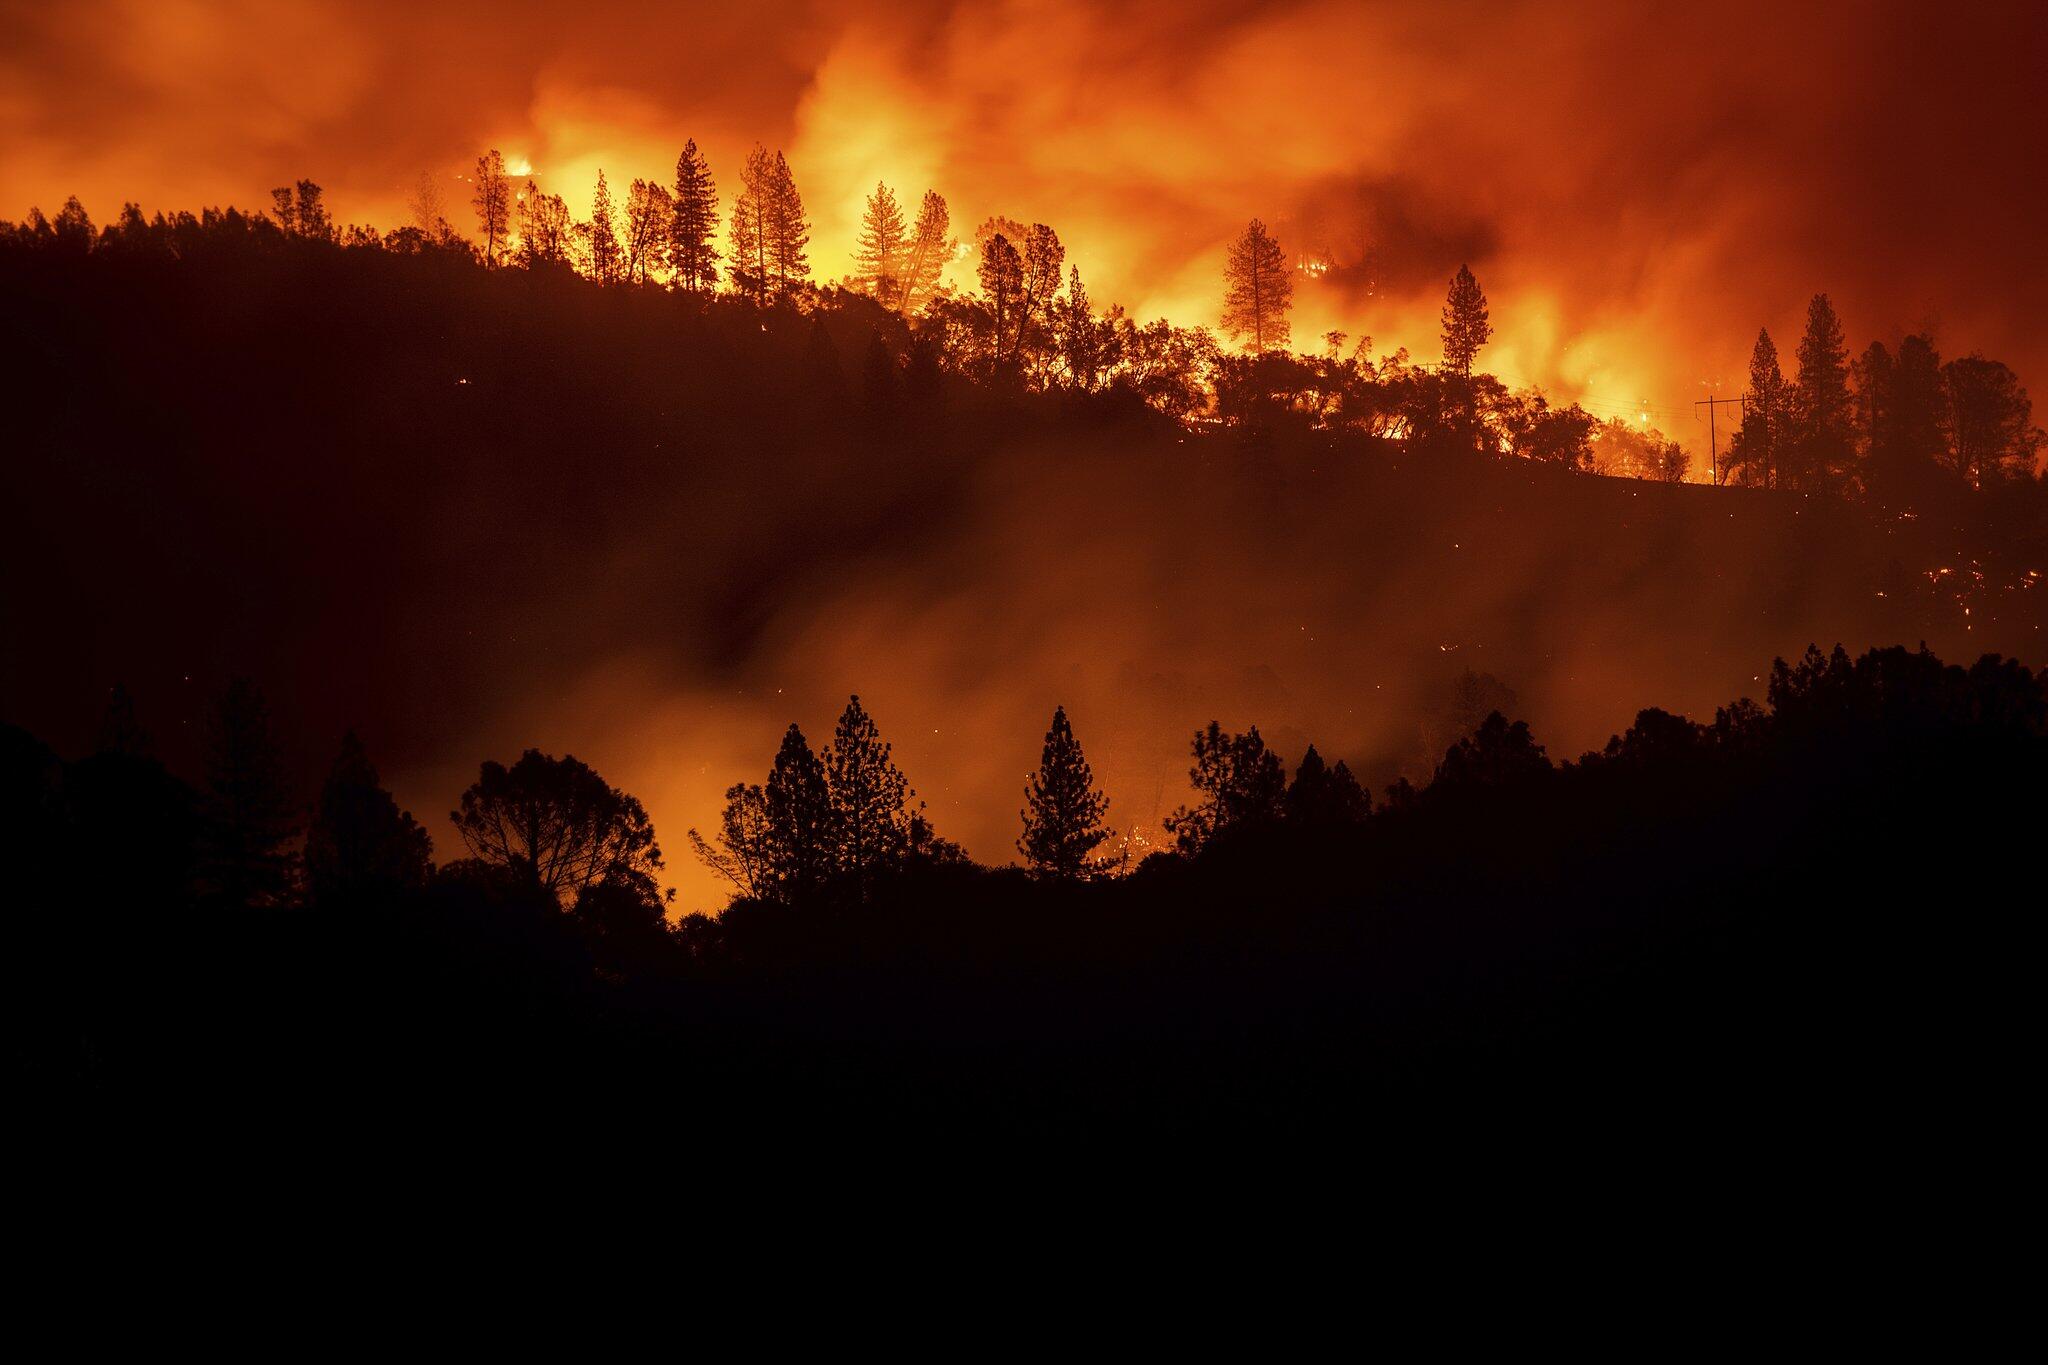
[{"xmin": 5, "ymin": 1, "xmax": 2043, "ymax": 417}]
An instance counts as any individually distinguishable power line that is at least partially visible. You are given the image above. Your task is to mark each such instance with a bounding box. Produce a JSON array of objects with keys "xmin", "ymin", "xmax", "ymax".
[{"xmin": 1694, "ymin": 394, "xmax": 1744, "ymax": 486}]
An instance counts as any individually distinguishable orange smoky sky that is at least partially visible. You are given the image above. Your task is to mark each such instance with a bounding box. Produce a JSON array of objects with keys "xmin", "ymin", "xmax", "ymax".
[{"xmin": 6, "ymin": 0, "xmax": 2045, "ymax": 445}]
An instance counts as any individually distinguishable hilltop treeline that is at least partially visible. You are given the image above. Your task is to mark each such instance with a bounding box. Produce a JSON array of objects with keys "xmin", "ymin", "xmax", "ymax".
[
  {"xmin": 7, "ymin": 643, "xmax": 2043, "ymax": 1142},
  {"xmin": 6, "ymin": 171, "xmax": 2039, "ymax": 492}
]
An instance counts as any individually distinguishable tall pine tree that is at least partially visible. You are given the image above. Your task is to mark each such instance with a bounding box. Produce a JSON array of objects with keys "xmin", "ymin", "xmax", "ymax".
[
  {"xmin": 1164, "ymin": 723, "xmax": 1287, "ymax": 856},
  {"xmin": 1018, "ymin": 706, "xmax": 1111, "ymax": 880},
  {"xmin": 1221, "ymin": 218, "xmax": 1292, "ymax": 355},
  {"xmin": 731, "ymin": 144, "xmax": 774, "ymax": 302},
  {"xmin": 1791, "ymin": 293, "xmax": 1852, "ymax": 492},
  {"xmin": 766, "ymin": 151, "xmax": 810, "ymax": 294},
  {"xmin": 896, "ymin": 190, "xmax": 953, "ymax": 317},
  {"xmin": 763, "ymin": 724, "xmax": 832, "ymax": 904},
  {"xmin": 825, "ymin": 696, "xmax": 911, "ymax": 900},
  {"xmin": 472, "ymin": 149, "xmax": 510, "ymax": 268},
  {"xmin": 197, "ymin": 677, "xmax": 299, "ymax": 909},
  {"xmin": 853, "ymin": 182, "xmax": 906, "ymax": 306},
  {"xmin": 978, "ymin": 233, "xmax": 1024, "ymax": 367},
  {"xmin": 588, "ymin": 169, "xmax": 622, "ymax": 285},
  {"xmin": 304, "ymin": 730, "xmax": 432, "ymax": 911},
  {"xmin": 668, "ymin": 139, "xmax": 719, "ymax": 293},
  {"xmin": 1440, "ymin": 264, "xmax": 1491, "ymax": 376},
  {"xmin": 1728, "ymin": 328, "xmax": 1788, "ymax": 488},
  {"xmin": 1014, "ymin": 223, "xmax": 1065, "ymax": 359},
  {"xmin": 1283, "ymin": 745, "xmax": 1369, "ymax": 827}
]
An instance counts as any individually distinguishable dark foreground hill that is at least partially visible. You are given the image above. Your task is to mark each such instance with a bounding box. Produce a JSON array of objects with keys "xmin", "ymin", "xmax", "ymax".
[{"xmin": 6, "ymin": 642, "xmax": 2042, "ymax": 1166}]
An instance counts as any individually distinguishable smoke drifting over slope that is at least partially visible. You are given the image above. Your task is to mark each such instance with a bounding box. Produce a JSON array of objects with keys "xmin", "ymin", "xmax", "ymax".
[{"xmin": 6, "ymin": 0, "xmax": 2044, "ymax": 438}]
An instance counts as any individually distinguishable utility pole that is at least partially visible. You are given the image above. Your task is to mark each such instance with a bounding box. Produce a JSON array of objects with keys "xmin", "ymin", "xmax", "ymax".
[{"xmin": 1695, "ymin": 395, "xmax": 1744, "ymax": 485}]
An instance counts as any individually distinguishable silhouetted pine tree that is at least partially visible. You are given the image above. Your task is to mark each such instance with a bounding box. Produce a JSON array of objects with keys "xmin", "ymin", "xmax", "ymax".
[
  {"xmin": 1728, "ymin": 328, "xmax": 1788, "ymax": 488},
  {"xmin": 764, "ymin": 724, "xmax": 833, "ymax": 904},
  {"xmin": 1440, "ymin": 264, "xmax": 1492, "ymax": 376},
  {"xmin": 1165, "ymin": 723, "xmax": 1287, "ymax": 855},
  {"xmin": 766, "ymin": 151, "xmax": 809, "ymax": 294},
  {"xmin": 1221, "ymin": 218, "xmax": 1292, "ymax": 355},
  {"xmin": 1284, "ymin": 745, "xmax": 1369, "ymax": 827},
  {"xmin": 50, "ymin": 197, "xmax": 92, "ymax": 252},
  {"xmin": 1053, "ymin": 265, "xmax": 1105, "ymax": 390},
  {"xmin": 304, "ymin": 730, "xmax": 432, "ymax": 911},
  {"xmin": 668, "ymin": 139, "xmax": 719, "ymax": 293},
  {"xmin": 825, "ymin": 696, "xmax": 910, "ymax": 900},
  {"xmin": 197, "ymin": 678, "xmax": 299, "ymax": 909},
  {"xmin": 1886, "ymin": 334, "xmax": 1948, "ymax": 484},
  {"xmin": 1791, "ymin": 293, "xmax": 1852, "ymax": 493},
  {"xmin": 512, "ymin": 181, "xmax": 569, "ymax": 267},
  {"xmin": 853, "ymin": 182, "xmax": 906, "ymax": 306},
  {"xmin": 731, "ymin": 144, "xmax": 774, "ymax": 302},
  {"xmin": 1015, "ymin": 223, "xmax": 1065, "ymax": 358},
  {"xmin": 270, "ymin": 180, "xmax": 333, "ymax": 242},
  {"xmin": 1018, "ymin": 705, "xmax": 1110, "ymax": 879},
  {"xmin": 472, "ymin": 150, "xmax": 511, "ymax": 268},
  {"xmin": 1433, "ymin": 712, "xmax": 1551, "ymax": 788},
  {"xmin": 979, "ymin": 233, "xmax": 1024, "ymax": 367},
  {"xmin": 897, "ymin": 190, "xmax": 953, "ymax": 317},
  {"xmin": 588, "ymin": 170, "xmax": 622, "ymax": 285}
]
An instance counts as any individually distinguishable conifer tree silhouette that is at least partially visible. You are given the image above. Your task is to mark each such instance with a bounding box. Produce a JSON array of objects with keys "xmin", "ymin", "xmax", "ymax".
[
  {"xmin": 764, "ymin": 724, "xmax": 833, "ymax": 904},
  {"xmin": 897, "ymin": 190, "xmax": 953, "ymax": 317},
  {"xmin": 305, "ymin": 731, "xmax": 432, "ymax": 910},
  {"xmin": 1440, "ymin": 264, "xmax": 1491, "ymax": 376},
  {"xmin": 588, "ymin": 170, "xmax": 623, "ymax": 285},
  {"xmin": 197, "ymin": 678, "xmax": 300, "ymax": 910},
  {"xmin": 1015, "ymin": 223, "xmax": 1065, "ymax": 358},
  {"xmin": 472, "ymin": 150, "xmax": 511, "ymax": 267},
  {"xmin": 1165, "ymin": 723, "xmax": 1286, "ymax": 855},
  {"xmin": 1788, "ymin": 293, "xmax": 1851, "ymax": 492},
  {"xmin": 854, "ymin": 182, "xmax": 906, "ymax": 306},
  {"xmin": 668, "ymin": 139, "xmax": 720, "ymax": 293},
  {"xmin": 1222, "ymin": 218, "xmax": 1292, "ymax": 355},
  {"xmin": 1283, "ymin": 745, "xmax": 1369, "ymax": 827},
  {"xmin": 1018, "ymin": 705, "xmax": 1111, "ymax": 879},
  {"xmin": 1729, "ymin": 328, "xmax": 1789, "ymax": 488},
  {"xmin": 766, "ymin": 151, "xmax": 810, "ymax": 294},
  {"xmin": 979, "ymin": 233, "xmax": 1024, "ymax": 367},
  {"xmin": 825, "ymin": 696, "xmax": 911, "ymax": 900},
  {"xmin": 731, "ymin": 145, "xmax": 774, "ymax": 302}
]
